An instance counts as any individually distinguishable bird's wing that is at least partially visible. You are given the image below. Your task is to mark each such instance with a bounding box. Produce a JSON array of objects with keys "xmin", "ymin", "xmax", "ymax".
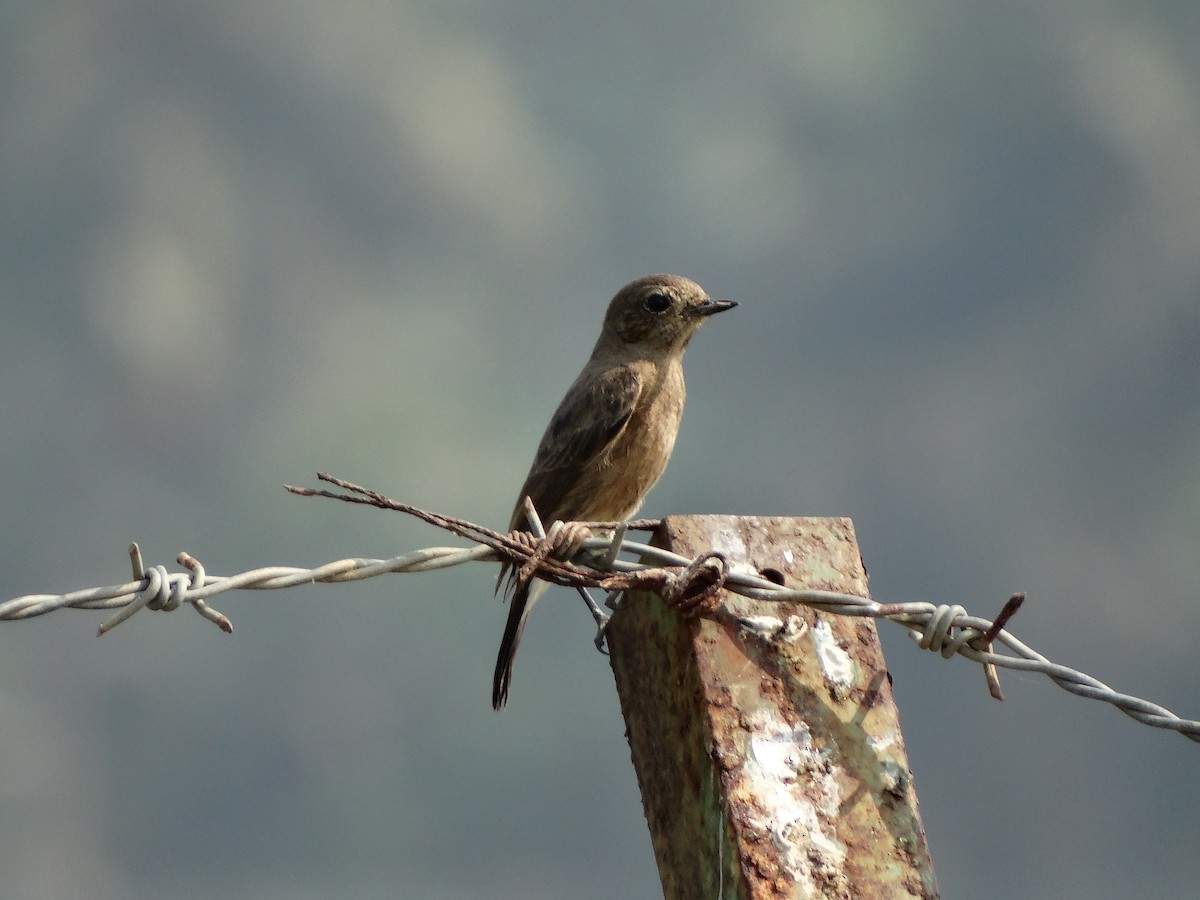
[
  {"xmin": 509, "ymin": 363, "xmax": 643, "ymax": 530},
  {"xmin": 493, "ymin": 364, "xmax": 644, "ymax": 707}
]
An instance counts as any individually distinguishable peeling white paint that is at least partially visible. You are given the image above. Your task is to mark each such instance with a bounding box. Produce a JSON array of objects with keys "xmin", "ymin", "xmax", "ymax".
[
  {"xmin": 877, "ymin": 759, "xmax": 907, "ymax": 793},
  {"xmin": 810, "ymin": 619, "xmax": 854, "ymax": 688},
  {"xmin": 866, "ymin": 732, "xmax": 897, "ymax": 753},
  {"xmin": 737, "ymin": 708, "xmax": 846, "ymax": 891},
  {"xmin": 736, "ymin": 614, "xmax": 807, "ymax": 641},
  {"xmin": 738, "ymin": 615, "xmax": 784, "ymax": 636},
  {"xmin": 708, "ymin": 527, "xmax": 749, "ymax": 560},
  {"xmin": 776, "ymin": 615, "xmax": 806, "ymax": 641},
  {"xmin": 866, "ymin": 733, "xmax": 908, "ymax": 792}
]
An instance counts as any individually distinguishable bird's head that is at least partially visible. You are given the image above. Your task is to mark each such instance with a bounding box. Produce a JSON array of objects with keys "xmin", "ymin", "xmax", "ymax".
[{"xmin": 602, "ymin": 274, "xmax": 736, "ymax": 354}]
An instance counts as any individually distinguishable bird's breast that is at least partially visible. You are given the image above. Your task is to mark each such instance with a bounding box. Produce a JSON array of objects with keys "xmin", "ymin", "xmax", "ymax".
[{"xmin": 581, "ymin": 361, "xmax": 685, "ymax": 521}]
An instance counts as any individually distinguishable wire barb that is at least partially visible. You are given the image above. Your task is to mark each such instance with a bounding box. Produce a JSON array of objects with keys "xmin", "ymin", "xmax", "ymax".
[
  {"xmin": 93, "ymin": 543, "xmax": 233, "ymax": 636},
  {"xmin": 2, "ymin": 475, "xmax": 1196, "ymax": 745}
]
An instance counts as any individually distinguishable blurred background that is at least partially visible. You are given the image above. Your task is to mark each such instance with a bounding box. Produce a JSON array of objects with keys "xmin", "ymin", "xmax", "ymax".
[{"xmin": 2, "ymin": 2, "xmax": 1198, "ymax": 898}]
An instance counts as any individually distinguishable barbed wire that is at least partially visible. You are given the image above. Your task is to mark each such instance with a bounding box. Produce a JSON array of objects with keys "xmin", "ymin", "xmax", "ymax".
[{"xmin": 3, "ymin": 472, "xmax": 1196, "ymax": 745}]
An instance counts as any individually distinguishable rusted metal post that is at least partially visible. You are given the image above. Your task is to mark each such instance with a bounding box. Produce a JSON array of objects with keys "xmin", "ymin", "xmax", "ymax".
[{"xmin": 607, "ymin": 516, "xmax": 937, "ymax": 900}]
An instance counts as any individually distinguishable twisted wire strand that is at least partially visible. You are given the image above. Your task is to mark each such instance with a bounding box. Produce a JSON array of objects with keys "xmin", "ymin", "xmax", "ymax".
[{"xmin": 3, "ymin": 483, "xmax": 1196, "ymax": 744}]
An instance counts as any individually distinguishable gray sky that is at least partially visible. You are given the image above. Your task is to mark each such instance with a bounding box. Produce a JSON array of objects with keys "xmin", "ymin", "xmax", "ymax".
[{"xmin": 2, "ymin": 2, "xmax": 1198, "ymax": 898}]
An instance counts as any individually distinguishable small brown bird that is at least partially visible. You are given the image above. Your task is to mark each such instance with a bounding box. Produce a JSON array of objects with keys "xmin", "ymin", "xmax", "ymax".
[{"xmin": 493, "ymin": 274, "xmax": 736, "ymax": 708}]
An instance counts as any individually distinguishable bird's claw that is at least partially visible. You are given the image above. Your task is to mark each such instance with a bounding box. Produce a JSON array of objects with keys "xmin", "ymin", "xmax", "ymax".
[
  {"xmin": 577, "ymin": 586, "xmax": 612, "ymax": 654},
  {"xmin": 593, "ymin": 617, "xmax": 611, "ymax": 655},
  {"xmin": 547, "ymin": 519, "xmax": 593, "ymax": 561}
]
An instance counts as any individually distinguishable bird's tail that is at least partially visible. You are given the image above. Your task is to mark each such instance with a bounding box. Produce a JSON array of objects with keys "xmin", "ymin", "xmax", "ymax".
[{"xmin": 492, "ymin": 577, "xmax": 550, "ymax": 709}]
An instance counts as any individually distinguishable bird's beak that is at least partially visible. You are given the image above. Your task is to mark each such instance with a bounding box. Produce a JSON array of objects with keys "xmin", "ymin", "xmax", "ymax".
[{"xmin": 689, "ymin": 298, "xmax": 738, "ymax": 317}]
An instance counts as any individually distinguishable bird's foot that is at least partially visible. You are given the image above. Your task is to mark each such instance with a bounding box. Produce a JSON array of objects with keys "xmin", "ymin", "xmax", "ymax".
[
  {"xmin": 546, "ymin": 519, "xmax": 593, "ymax": 561},
  {"xmin": 575, "ymin": 586, "xmax": 612, "ymax": 654}
]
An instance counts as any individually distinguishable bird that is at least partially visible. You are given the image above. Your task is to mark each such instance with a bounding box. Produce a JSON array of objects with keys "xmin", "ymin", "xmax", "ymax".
[{"xmin": 493, "ymin": 274, "xmax": 736, "ymax": 708}]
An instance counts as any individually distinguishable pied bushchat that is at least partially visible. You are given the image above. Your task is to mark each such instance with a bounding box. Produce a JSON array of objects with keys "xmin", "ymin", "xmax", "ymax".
[{"xmin": 493, "ymin": 274, "xmax": 735, "ymax": 708}]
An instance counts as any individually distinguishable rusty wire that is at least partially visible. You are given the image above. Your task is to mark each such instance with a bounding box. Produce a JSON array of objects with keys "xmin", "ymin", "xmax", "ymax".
[{"xmin": 2, "ymin": 473, "xmax": 1197, "ymax": 745}]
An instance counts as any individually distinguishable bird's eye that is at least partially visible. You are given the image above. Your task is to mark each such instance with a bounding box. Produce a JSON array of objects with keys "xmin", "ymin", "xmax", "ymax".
[{"xmin": 644, "ymin": 292, "xmax": 671, "ymax": 313}]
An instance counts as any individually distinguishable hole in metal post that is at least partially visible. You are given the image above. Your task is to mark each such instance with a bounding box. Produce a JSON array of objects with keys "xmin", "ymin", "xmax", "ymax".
[{"xmin": 759, "ymin": 567, "xmax": 785, "ymax": 585}]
